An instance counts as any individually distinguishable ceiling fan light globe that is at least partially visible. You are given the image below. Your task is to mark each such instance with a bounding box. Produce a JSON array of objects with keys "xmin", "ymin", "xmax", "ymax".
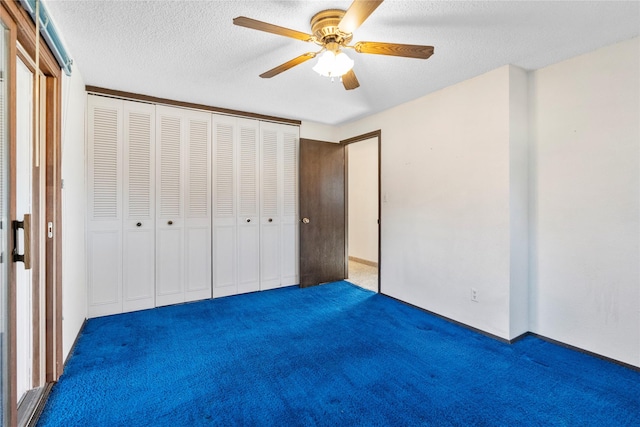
[
  {"xmin": 312, "ymin": 50, "xmax": 354, "ymax": 78},
  {"xmin": 333, "ymin": 52, "xmax": 354, "ymax": 76},
  {"xmin": 312, "ymin": 50, "xmax": 335, "ymax": 76}
]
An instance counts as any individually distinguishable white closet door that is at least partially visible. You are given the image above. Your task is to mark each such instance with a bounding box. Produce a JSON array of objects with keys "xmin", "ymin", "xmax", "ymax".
[
  {"xmin": 281, "ymin": 125, "xmax": 299, "ymax": 286},
  {"xmin": 122, "ymin": 101, "xmax": 156, "ymax": 312},
  {"xmin": 184, "ymin": 112, "xmax": 212, "ymax": 301},
  {"xmin": 212, "ymin": 115, "xmax": 237, "ymax": 297},
  {"xmin": 155, "ymin": 106, "xmax": 184, "ymax": 307},
  {"xmin": 237, "ymin": 118, "xmax": 260, "ymax": 294},
  {"xmin": 87, "ymin": 95, "xmax": 123, "ymax": 317},
  {"xmin": 260, "ymin": 123, "xmax": 281, "ymax": 290}
]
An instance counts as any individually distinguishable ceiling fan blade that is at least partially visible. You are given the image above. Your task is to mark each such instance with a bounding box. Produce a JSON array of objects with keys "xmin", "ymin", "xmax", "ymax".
[
  {"xmin": 338, "ymin": 0, "xmax": 384, "ymax": 34},
  {"xmin": 354, "ymin": 41, "xmax": 434, "ymax": 59},
  {"xmin": 233, "ymin": 16, "xmax": 314, "ymax": 42},
  {"xmin": 342, "ymin": 69, "xmax": 360, "ymax": 90},
  {"xmin": 260, "ymin": 53, "xmax": 317, "ymax": 78}
]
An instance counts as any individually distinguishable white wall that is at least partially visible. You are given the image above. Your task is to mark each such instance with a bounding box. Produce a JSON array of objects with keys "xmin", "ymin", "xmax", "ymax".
[
  {"xmin": 529, "ymin": 37, "xmax": 639, "ymax": 367},
  {"xmin": 61, "ymin": 68, "xmax": 87, "ymax": 360},
  {"xmin": 348, "ymin": 137, "xmax": 378, "ymax": 263},
  {"xmin": 508, "ymin": 66, "xmax": 530, "ymax": 338},
  {"xmin": 300, "ymin": 120, "xmax": 338, "ymax": 142},
  {"xmin": 338, "ymin": 65, "xmax": 528, "ymax": 340},
  {"xmin": 335, "ymin": 37, "xmax": 639, "ymax": 366}
]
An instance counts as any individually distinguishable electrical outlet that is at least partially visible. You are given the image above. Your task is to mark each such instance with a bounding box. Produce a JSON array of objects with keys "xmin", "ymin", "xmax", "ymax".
[{"xmin": 471, "ymin": 288, "xmax": 478, "ymax": 302}]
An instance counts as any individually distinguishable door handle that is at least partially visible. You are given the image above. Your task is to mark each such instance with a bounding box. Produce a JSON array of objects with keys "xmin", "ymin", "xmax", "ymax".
[
  {"xmin": 302, "ymin": 217, "xmax": 310, "ymax": 224},
  {"xmin": 12, "ymin": 214, "xmax": 31, "ymax": 270}
]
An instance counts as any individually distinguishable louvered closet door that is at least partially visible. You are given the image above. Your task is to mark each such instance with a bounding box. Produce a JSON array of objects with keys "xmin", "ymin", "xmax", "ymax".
[
  {"xmin": 155, "ymin": 106, "xmax": 185, "ymax": 307},
  {"xmin": 237, "ymin": 118, "xmax": 260, "ymax": 294},
  {"xmin": 87, "ymin": 95, "xmax": 123, "ymax": 317},
  {"xmin": 212, "ymin": 115, "xmax": 238, "ymax": 297},
  {"xmin": 260, "ymin": 123, "xmax": 281, "ymax": 290},
  {"xmin": 122, "ymin": 101, "xmax": 155, "ymax": 312},
  {"xmin": 281, "ymin": 125, "xmax": 300, "ymax": 286},
  {"xmin": 184, "ymin": 112, "xmax": 212, "ymax": 301}
]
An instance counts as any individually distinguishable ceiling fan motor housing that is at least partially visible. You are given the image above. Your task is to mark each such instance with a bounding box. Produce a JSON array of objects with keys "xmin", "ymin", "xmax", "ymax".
[{"xmin": 310, "ymin": 9, "xmax": 353, "ymax": 49}]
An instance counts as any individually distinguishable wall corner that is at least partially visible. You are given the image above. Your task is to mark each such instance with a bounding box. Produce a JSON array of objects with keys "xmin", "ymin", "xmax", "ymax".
[{"xmin": 508, "ymin": 65, "xmax": 530, "ymax": 339}]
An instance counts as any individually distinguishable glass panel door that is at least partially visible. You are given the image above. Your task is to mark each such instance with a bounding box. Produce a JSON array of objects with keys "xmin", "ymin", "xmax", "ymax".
[{"xmin": 16, "ymin": 55, "xmax": 34, "ymax": 411}]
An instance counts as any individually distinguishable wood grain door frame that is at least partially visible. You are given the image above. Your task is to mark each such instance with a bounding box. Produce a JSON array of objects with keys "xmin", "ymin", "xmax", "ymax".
[
  {"xmin": 0, "ymin": 4, "xmax": 18, "ymax": 423},
  {"xmin": 16, "ymin": 40, "xmax": 46, "ymax": 395},
  {"xmin": 1, "ymin": 1, "xmax": 63, "ymax": 424},
  {"xmin": 340, "ymin": 130, "xmax": 382, "ymax": 293}
]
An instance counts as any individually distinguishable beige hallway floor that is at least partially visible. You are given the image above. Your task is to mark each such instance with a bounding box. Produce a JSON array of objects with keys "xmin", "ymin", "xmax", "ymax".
[{"xmin": 347, "ymin": 259, "xmax": 378, "ymax": 292}]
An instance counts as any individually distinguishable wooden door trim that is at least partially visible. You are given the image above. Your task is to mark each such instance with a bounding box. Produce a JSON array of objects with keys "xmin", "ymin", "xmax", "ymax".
[
  {"xmin": 340, "ymin": 130, "xmax": 381, "ymax": 146},
  {"xmin": 86, "ymin": 86, "xmax": 302, "ymax": 126},
  {"xmin": 3, "ymin": 0, "xmax": 64, "ymax": 389},
  {"xmin": 340, "ymin": 130, "xmax": 382, "ymax": 293},
  {"xmin": 0, "ymin": 3, "xmax": 18, "ymax": 423},
  {"xmin": 3, "ymin": 1, "xmax": 60, "ymax": 78},
  {"xmin": 15, "ymin": 43, "xmax": 45, "ymax": 389},
  {"xmin": 46, "ymin": 74, "xmax": 62, "ymax": 380}
]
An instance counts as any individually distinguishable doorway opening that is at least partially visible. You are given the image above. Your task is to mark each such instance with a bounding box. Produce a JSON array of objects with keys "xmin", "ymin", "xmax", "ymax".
[{"xmin": 343, "ymin": 131, "xmax": 381, "ymax": 293}]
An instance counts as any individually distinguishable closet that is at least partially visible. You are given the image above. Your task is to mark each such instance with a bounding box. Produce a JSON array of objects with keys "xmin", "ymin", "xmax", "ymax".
[
  {"xmin": 259, "ymin": 121, "xmax": 299, "ymax": 291},
  {"xmin": 87, "ymin": 95, "xmax": 299, "ymax": 317},
  {"xmin": 212, "ymin": 115, "xmax": 299, "ymax": 297},
  {"xmin": 155, "ymin": 105, "xmax": 212, "ymax": 307},
  {"xmin": 87, "ymin": 96, "xmax": 156, "ymax": 317},
  {"xmin": 212, "ymin": 115, "xmax": 260, "ymax": 297}
]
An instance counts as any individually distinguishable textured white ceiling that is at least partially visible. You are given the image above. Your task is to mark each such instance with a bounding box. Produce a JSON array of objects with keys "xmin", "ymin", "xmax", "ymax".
[{"xmin": 46, "ymin": 0, "xmax": 639, "ymax": 125}]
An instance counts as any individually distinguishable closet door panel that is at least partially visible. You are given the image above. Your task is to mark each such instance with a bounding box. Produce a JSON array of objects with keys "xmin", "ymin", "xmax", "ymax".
[
  {"xmin": 260, "ymin": 125, "xmax": 281, "ymax": 290},
  {"xmin": 281, "ymin": 223, "xmax": 298, "ymax": 286},
  {"xmin": 155, "ymin": 107, "xmax": 185, "ymax": 306},
  {"xmin": 123, "ymin": 101, "xmax": 156, "ymax": 311},
  {"xmin": 122, "ymin": 230, "xmax": 155, "ymax": 311},
  {"xmin": 87, "ymin": 95, "xmax": 123, "ymax": 317},
  {"xmin": 185, "ymin": 114, "xmax": 212, "ymax": 300},
  {"xmin": 237, "ymin": 119, "xmax": 260, "ymax": 294},
  {"xmin": 213, "ymin": 115, "xmax": 238, "ymax": 297},
  {"xmin": 88, "ymin": 97, "xmax": 122, "ymax": 224},
  {"xmin": 87, "ymin": 231, "xmax": 121, "ymax": 317},
  {"xmin": 213, "ymin": 224, "xmax": 236, "ymax": 296},
  {"xmin": 281, "ymin": 127, "xmax": 299, "ymax": 286},
  {"xmin": 260, "ymin": 222, "xmax": 281, "ymax": 290},
  {"xmin": 156, "ymin": 226, "xmax": 183, "ymax": 306},
  {"xmin": 185, "ymin": 226, "xmax": 210, "ymax": 298},
  {"xmin": 238, "ymin": 225, "xmax": 260, "ymax": 294}
]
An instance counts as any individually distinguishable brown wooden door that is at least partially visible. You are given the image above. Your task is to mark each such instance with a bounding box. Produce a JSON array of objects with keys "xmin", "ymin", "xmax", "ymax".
[{"xmin": 299, "ymin": 139, "xmax": 345, "ymax": 287}]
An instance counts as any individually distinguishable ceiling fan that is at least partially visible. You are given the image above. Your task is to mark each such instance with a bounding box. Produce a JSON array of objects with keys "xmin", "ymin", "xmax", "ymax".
[{"xmin": 233, "ymin": 0, "xmax": 434, "ymax": 90}]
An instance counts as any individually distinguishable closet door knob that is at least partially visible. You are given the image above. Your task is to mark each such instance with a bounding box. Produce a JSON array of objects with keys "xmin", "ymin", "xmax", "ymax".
[
  {"xmin": 246, "ymin": 218, "xmax": 251, "ymax": 223},
  {"xmin": 168, "ymin": 220, "xmax": 173, "ymax": 225},
  {"xmin": 268, "ymin": 218, "xmax": 273, "ymax": 223},
  {"xmin": 302, "ymin": 217, "xmax": 310, "ymax": 224},
  {"xmin": 136, "ymin": 222, "xmax": 142, "ymax": 227}
]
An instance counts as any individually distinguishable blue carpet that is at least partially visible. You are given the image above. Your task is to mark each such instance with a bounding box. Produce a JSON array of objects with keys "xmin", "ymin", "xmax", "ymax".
[{"xmin": 38, "ymin": 281, "xmax": 639, "ymax": 426}]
